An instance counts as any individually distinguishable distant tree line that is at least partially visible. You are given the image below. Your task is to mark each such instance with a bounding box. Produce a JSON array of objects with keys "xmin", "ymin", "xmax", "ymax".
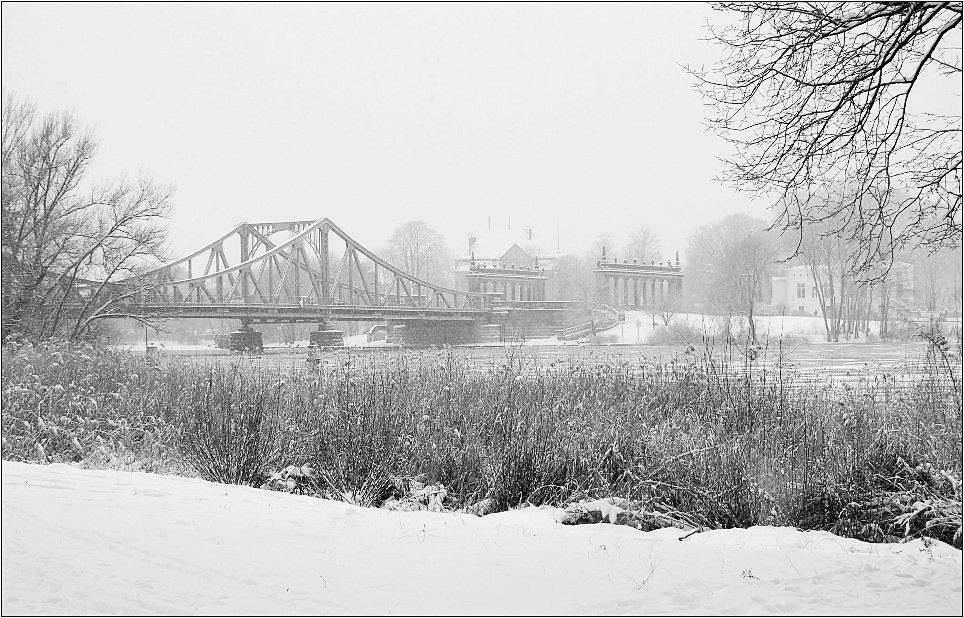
[{"xmin": 546, "ymin": 211, "xmax": 960, "ymax": 344}]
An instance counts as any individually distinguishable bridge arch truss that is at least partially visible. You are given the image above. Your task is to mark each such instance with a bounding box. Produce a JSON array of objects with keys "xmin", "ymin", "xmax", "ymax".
[{"xmin": 102, "ymin": 218, "xmax": 487, "ymax": 323}]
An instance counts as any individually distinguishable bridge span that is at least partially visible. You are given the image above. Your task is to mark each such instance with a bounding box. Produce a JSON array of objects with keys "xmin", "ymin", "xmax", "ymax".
[
  {"xmin": 120, "ymin": 303, "xmax": 485, "ymax": 323},
  {"xmin": 75, "ymin": 217, "xmax": 589, "ymax": 346}
]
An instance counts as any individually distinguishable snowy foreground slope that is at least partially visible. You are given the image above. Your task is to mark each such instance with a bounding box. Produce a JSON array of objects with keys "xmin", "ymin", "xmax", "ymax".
[{"xmin": 2, "ymin": 462, "xmax": 961, "ymax": 616}]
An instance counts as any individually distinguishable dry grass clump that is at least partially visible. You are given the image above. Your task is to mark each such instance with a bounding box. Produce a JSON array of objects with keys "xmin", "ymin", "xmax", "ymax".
[
  {"xmin": 1, "ymin": 341, "xmax": 182, "ymax": 474},
  {"xmin": 168, "ymin": 366, "xmax": 288, "ymax": 485},
  {"xmin": 2, "ymin": 341, "xmax": 961, "ymax": 546}
]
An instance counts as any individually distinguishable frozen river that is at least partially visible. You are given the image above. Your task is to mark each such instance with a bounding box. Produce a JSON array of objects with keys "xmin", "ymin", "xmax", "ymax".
[{"xmin": 141, "ymin": 340, "xmax": 959, "ymax": 390}]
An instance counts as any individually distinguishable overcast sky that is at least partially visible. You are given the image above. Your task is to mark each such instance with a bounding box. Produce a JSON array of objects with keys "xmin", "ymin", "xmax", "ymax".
[{"xmin": 2, "ymin": 3, "xmax": 768, "ymax": 261}]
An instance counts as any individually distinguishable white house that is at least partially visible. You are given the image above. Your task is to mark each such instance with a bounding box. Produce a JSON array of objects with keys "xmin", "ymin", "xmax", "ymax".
[
  {"xmin": 770, "ymin": 262, "xmax": 915, "ymax": 317},
  {"xmin": 771, "ymin": 265, "xmax": 825, "ymax": 316}
]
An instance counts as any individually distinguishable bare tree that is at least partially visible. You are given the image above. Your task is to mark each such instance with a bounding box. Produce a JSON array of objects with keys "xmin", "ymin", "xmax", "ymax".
[
  {"xmin": 685, "ymin": 214, "xmax": 779, "ymax": 342},
  {"xmin": 800, "ymin": 223, "xmax": 888, "ymax": 341},
  {"xmin": 552, "ymin": 253, "xmax": 597, "ymax": 305},
  {"xmin": 800, "ymin": 228, "xmax": 848, "ymax": 341},
  {"xmin": 552, "ymin": 237, "xmax": 621, "ymax": 307},
  {"xmin": 621, "ymin": 227, "xmax": 662, "ymax": 263},
  {"xmin": 914, "ymin": 246, "xmax": 964, "ymax": 328},
  {"xmin": 696, "ymin": 3, "xmax": 962, "ymax": 277},
  {"xmin": 645, "ymin": 286, "xmax": 681, "ymax": 327},
  {"xmin": 385, "ymin": 220, "xmax": 451, "ymax": 285},
  {"xmin": 1, "ymin": 93, "xmax": 171, "ymax": 342}
]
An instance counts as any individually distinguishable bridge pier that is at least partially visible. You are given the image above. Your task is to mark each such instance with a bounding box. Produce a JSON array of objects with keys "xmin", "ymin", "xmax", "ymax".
[
  {"xmin": 387, "ymin": 321, "xmax": 479, "ymax": 347},
  {"xmin": 227, "ymin": 323, "xmax": 263, "ymax": 353},
  {"xmin": 309, "ymin": 322, "xmax": 344, "ymax": 347},
  {"xmin": 477, "ymin": 324, "xmax": 502, "ymax": 344},
  {"xmin": 387, "ymin": 324, "xmax": 408, "ymax": 345}
]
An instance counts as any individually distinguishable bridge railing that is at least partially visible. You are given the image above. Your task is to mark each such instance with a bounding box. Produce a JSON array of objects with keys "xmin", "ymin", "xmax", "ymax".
[
  {"xmin": 557, "ymin": 322, "xmax": 595, "ymax": 340},
  {"xmin": 491, "ymin": 300, "xmax": 584, "ymax": 310}
]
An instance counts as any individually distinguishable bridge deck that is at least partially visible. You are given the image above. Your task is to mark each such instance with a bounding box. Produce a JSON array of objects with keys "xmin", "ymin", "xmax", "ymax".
[{"xmin": 120, "ymin": 303, "xmax": 488, "ymax": 323}]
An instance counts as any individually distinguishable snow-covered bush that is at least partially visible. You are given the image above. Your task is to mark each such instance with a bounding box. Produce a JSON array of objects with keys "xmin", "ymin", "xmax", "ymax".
[
  {"xmin": 1, "ymin": 343, "xmax": 178, "ymax": 472},
  {"xmin": 832, "ymin": 458, "xmax": 962, "ymax": 547}
]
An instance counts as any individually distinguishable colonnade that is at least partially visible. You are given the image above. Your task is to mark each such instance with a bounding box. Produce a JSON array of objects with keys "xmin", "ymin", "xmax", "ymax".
[
  {"xmin": 477, "ymin": 279, "xmax": 544, "ymax": 302},
  {"xmin": 602, "ymin": 275, "xmax": 681, "ymax": 308}
]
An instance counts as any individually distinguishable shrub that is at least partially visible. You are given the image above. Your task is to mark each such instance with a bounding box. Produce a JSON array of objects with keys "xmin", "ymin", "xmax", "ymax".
[
  {"xmin": 171, "ymin": 366, "xmax": 286, "ymax": 486},
  {"xmin": 646, "ymin": 323, "xmax": 707, "ymax": 346}
]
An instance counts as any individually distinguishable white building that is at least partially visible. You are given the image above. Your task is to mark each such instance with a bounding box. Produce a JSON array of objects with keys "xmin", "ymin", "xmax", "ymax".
[
  {"xmin": 770, "ymin": 262, "xmax": 915, "ymax": 317},
  {"xmin": 453, "ymin": 226, "xmax": 562, "ymax": 301},
  {"xmin": 770, "ymin": 265, "xmax": 824, "ymax": 316}
]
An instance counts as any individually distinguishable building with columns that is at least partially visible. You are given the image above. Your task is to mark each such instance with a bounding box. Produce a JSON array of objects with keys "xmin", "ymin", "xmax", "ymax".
[
  {"xmin": 454, "ymin": 225, "xmax": 561, "ymax": 302},
  {"xmin": 595, "ymin": 249, "xmax": 683, "ymax": 308},
  {"xmin": 465, "ymin": 261, "xmax": 546, "ymax": 301}
]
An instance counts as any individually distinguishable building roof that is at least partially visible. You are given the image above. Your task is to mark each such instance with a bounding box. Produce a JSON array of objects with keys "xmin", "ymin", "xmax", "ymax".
[{"xmin": 462, "ymin": 228, "xmax": 560, "ymax": 261}]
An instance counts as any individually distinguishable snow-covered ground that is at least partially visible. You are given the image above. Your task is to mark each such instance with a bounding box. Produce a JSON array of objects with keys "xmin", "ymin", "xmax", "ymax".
[
  {"xmin": 589, "ymin": 311, "xmax": 835, "ymax": 345},
  {"xmin": 3, "ymin": 462, "xmax": 960, "ymax": 615},
  {"xmin": 519, "ymin": 312, "xmax": 836, "ymax": 347}
]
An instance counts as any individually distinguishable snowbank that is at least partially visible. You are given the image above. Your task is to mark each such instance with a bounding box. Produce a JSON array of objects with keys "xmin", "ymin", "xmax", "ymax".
[{"xmin": 2, "ymin": 462, "xmax": 960, "ymax": 615}]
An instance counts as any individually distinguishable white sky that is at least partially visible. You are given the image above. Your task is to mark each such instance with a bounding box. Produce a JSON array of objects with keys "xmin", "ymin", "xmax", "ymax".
[{"xmin": 2, "ymin": 3, "xmax": 767, "ymax": 261}]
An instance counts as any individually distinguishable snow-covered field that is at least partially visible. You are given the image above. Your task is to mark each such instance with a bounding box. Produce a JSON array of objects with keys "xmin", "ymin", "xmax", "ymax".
[
  {"xmin": 3, "ymin": 461, "xmax": 961, "ymax": 615},
  {"xmin": 492, "ymin": 312, "xmax": 858, "ymax": 347},
  {"xmin": 570, "ymin": 311, "xmax": 838, "ymax": 346}
]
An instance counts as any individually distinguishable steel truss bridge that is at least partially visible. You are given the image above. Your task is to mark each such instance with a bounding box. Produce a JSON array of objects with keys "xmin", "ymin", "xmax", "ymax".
[{"xmin": 79, "ymin": 218, "xmax": 491, "ymax": 325}]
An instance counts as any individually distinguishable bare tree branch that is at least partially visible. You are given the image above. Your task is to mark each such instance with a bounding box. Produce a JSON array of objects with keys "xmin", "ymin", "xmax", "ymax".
[
  {"xmin": 1, "ymin": 93, "xmax": 172, "ymax": 342},
  {"xmin": 693, "ymin": 2, "xmax": 962, "ymax": 279}
]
